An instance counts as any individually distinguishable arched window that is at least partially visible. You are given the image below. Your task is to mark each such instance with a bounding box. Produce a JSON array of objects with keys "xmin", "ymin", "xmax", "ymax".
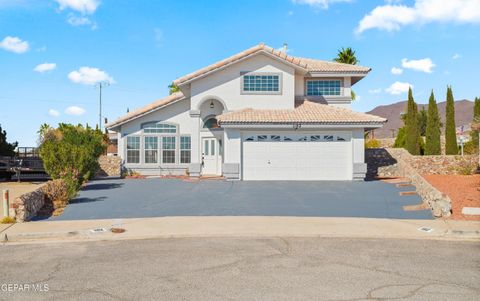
[
  {"xmin": 203, "ymin": 117, "xmax": 220, "ymax": 129},
  {"xmin": 142, "ymin": 122, "xmax": 177, "ymax": 133}
]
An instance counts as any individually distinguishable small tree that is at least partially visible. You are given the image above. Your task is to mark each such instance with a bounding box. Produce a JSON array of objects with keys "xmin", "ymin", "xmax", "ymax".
[
  {"xmin": 333, "ymin": 47, "xmax": 358, "ymax": 100},
  {"xmin": 39, "ymin": 124, "xmax": 107, "ymax": 196},
  {"xmin": 168, "ymin": 83, "xmax": 180, "ymax": 95},
  {"xmin": 404, "ymin": 87, "xmax": 421, "ymax": 155},
  {"xmin": 444, "ymin": 86, "xmax": 458, "ymax": 155},
  {"xmin": 0, "ymin": 124, "xmax": 18, "ymax": 156},
  {"xmin": 425, "ymin": 91, "xmax": 441, "ymax": 155},
  {"xmin": 417, "ymin": 107, "xmax": 427, "ymax": 136},
  {"xmin": 470, "ymin": 97, "xmax": 480, "ymax": 152}
]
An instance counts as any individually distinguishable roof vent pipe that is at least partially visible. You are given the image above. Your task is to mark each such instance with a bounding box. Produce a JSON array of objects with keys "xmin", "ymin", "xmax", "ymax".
[{"xmin": 283, "ymin": 43, "xmax": 288, "ymax": 53}]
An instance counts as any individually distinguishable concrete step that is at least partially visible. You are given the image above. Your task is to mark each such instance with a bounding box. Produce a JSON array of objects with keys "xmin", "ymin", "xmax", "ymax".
[{"xmin": 399, "ymin": 191, "xmax": 418, "ymax": 196}]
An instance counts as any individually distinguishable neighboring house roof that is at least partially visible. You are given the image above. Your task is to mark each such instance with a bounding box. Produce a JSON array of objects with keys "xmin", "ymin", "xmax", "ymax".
[
  {"xmin": 218, "ymin": 100, "xmax": 386, "ymax": 126},
  {"xmin": 173, "ymin": 43, "xmax": 371, "ymax": 86},
  {"xmin": 106, "ymin": 92, "xmax": 186, "ymax": 129}
]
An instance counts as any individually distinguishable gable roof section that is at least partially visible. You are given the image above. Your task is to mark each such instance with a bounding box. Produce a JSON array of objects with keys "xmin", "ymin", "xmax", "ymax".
[
  {"xmin": 106, "ymin": 92, "xmax": 186, "ymax": 129},
  {"xmin": 173, "ymin": 43, "xmax": 371, "ymax": 86},
  {"xmin": 217, "ymin": 100, "xmax": 386, "ymax": 126}
]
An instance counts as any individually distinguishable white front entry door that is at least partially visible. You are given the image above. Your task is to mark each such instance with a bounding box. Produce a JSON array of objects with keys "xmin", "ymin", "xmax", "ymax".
[
  {"xmin": 242, "ymin": 133, "xmax": 352, "ymax": 181},
  {"xmin": 202, "ymin": 138, "xmax": 219, "ymax": 175}
]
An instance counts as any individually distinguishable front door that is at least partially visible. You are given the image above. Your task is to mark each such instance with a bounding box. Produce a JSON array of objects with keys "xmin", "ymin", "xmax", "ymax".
[{"xmin": 202, "ymin": 138, "xmax": 218, "ymax": 175}]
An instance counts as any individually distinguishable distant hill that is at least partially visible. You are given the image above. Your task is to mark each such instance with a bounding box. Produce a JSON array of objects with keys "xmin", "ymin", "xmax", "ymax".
[{"xmin": 367, "ymin": 99, "xmax": 474, "ymax": 138}]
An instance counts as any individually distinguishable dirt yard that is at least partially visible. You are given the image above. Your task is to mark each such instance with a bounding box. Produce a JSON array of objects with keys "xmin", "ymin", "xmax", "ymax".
[
  {"xmin": 423, "ymin": 174, "xmax": 480, "ymax": 221},
  {"xmin": 0, "ymin": 182, "xmax": 45, "ymax": 218}
]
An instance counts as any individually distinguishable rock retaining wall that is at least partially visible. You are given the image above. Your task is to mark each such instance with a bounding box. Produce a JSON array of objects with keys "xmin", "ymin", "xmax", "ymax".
[
  {"xmin": 366, "ymin": 148, "xmax": 453, "ymax": 217},
  {"xmin": 9, "ymin": 187, "xmax": 45, "ymax": 222},
  {"xmin": 97, "ymin": 155, "xmax": 122, "ymax": 177}
]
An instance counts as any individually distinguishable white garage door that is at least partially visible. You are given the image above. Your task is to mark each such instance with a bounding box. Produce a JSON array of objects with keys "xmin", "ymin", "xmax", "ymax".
[{"xmin": 242, "ymin": 133, "xmax": 352, "ymax": 181}]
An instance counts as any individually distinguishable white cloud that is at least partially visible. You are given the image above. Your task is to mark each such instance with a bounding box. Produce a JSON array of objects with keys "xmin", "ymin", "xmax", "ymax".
[
  {"xmin": 452, "ymin": 53, "xmax": 461, "ymax": 59},
  {"xmin": 401, "ymin": 58, "xmax": 435, "ymax": 73},
  {"xmin": 55, "ymin": 0, "xmax": 100, "ymax": 14},
  {"xmin": 291, "ymin": 0, "xmax": 352, "ymax": 9},
  {"xmin": 369, "ymin": 88, "xmax": 382, "ymax": 94},
  {"xmin": 391, "ymin": 67, "xmax": 403, "ymax": 75},
  {"xmin": 34, "ymin": 63, "xmax": 57, "ymax": 73},
  {"xmin": 356, "ymin": 0, "xmax": 480, "ymax": 34},
  {"xmin": 65, "ymin": 106, "xmax": 86, "ymax": 116},
  {"xmin": 68, "ymin": 66, "xmax": 115, "ymax": 85},
  {"xmin": 0, "ymin": 36, "xmax": 29, "ymax": 53},
  {"xmin": 48, "ymin": 109, "xmax": 60, "ymax": 117},
  {"xmin": 385, "ymin": 81, "xmax": 413, "ymax": 95}
]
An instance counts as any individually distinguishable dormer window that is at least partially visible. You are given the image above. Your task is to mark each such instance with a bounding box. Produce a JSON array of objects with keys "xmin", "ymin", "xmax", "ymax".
[
  {"xmin": 306, "ymin": 80, "xmax": 341, "ymax": 96},
  {"xmin": 142, "ymin": 122, "xmax": 177, "ymax": 133},
  {"xmin": 241, "ymin": 72, "xmax": 282, "ymax": 95}
]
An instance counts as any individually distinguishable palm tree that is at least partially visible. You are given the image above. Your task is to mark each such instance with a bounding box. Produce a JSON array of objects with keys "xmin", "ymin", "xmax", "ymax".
[
  {"xmin": 334, "ymin": 47, "xmax": 358, "ymax": 65},
  {"xmin": 333, "ymin": 47, "xmax": 358, "ymax": 100}
]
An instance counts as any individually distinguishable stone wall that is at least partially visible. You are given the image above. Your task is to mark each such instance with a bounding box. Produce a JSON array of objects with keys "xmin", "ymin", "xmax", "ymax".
[
  {"xmin": 366, "ymin": 148, "xmax": 453, "ymax": 217},
  {"xmin": 9, "ymin": 187, "xmax": 45, "ymax": 222},
  {"xmin": 97, "ymin": 155, "xmax": 122, "ymax": 177}
]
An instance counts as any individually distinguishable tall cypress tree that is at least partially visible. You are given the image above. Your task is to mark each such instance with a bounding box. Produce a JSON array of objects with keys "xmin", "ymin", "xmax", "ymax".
[
  {"xmin": 444, "ymin": 86, "xmax": 458, "ymax": 155},
  {"xmin": 471, "ymin": 97, "xmax": 480, "ymax": 151},
  {"xmin": 425, "ymin": 90, "xmax": 441, "ymax": 155},
  {"xmin": 404, "ymin": 87, "xmax": 421, "ymax": 155}
]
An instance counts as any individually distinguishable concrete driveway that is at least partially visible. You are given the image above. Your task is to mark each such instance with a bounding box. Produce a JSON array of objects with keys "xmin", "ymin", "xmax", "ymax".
[{"xmin": 44, "ymin": 178, "xmax": 433, "ymax": 221}]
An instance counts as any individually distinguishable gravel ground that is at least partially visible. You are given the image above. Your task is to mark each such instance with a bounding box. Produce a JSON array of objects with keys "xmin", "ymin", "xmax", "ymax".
[{"xmin": 423, "ymin": 174, "xmax": 480, "ymax": 220}]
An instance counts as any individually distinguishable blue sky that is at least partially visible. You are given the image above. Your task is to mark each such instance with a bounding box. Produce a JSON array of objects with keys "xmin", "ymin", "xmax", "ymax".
[{"xmin": 1, "ymin": 0, "xmax": 479, "ymax": 146}]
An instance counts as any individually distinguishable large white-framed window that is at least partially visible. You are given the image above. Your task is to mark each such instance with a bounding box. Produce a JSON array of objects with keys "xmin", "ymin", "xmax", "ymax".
[
  {"xmin": 306, "ymin": 80, "xmax": 341, "ymax": 96},
  {"xmin": 126, "ymin": 136, "xmax": 140, "ymax": 163},
  {"xmin": 144, "ymin": 137, "xmax": 158, "ymax": 164},
  {"xmin": 162, "ymin": 136, "xmax": 176, "ymax": 164},
  {"xmin": 180, "ymin": 136, "xmax": 191, "ymax": 164},
  {"xmin": 241, "ymin": 72, "xmax": 281, "ymax": 94},
  {"xmin": 142, "ymin": 122, "xmax": 177, "ymax": 134}
]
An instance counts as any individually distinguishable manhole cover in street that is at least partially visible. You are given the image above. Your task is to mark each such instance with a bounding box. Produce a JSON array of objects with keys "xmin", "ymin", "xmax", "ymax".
[
  {"xmin": 90, "ymin": 228, "xmax": 107, "ymax": 233},
  {"xmin": 111, "ymin": 228, "xmax": 126, "ymax": 234}
]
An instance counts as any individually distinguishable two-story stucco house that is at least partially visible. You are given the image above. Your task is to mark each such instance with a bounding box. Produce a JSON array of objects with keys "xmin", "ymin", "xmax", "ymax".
[{"xmin": 106, "ymin": 44, "xmax": 386, "ymax": 181}]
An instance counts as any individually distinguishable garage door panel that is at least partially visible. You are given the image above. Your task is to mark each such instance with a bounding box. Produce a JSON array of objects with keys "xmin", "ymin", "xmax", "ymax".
[{"xmin": 242, "ymin": 133, "xmax": 352, "ymax": 181}]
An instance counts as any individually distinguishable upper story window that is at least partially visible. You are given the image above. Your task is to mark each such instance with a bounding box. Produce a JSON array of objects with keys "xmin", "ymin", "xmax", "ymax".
[
  {"xmin": 306, "ymin": 80, "xmax": 341, "ymax": 96},
  {"xmin": 142, "ymin": 122, "xmax": 177, "ymax": 133},
  {"xmin": 242, "ymin": 73, "xmax": 281, "ymax": 94}
]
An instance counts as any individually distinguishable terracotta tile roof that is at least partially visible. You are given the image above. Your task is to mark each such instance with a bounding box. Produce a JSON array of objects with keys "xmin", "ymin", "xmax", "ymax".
[
  {"xmin": 173, "ymin": 43, "xmax": 370, "ymax": 86},
  {"xmin": 218, "ymin": 101, "xmax": 386, "ymax": 125},
  {"xmin": 106, "ymin": 92, "xmax": 186, "ymax": 129}
]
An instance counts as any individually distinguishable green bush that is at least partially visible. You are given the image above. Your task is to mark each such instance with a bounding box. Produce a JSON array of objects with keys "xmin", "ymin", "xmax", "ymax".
[
  {"xmin": 1, "ymin": 216, "xmax": 15, "ymax": 224},
  {"xmin": 365, "ymin": 139, "xmax": 381, "ymax": 149},
  {"xmin": 39, "ymin": 124, "xmax": 107, "ymax": 195},
  {"xmin": 463, "ymin": 141, "xmax": 478, "ymax": 155}
]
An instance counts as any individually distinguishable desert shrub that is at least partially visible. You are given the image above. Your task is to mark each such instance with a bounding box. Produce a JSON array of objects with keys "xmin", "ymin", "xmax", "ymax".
[
  {"xmin": 1, "ymin": 216, "xmax": 15, "ymax": 224},
  {"xmin": 39, "ymin": 124, "xmax": 106, "ymax": 195},
  {"xmin": 365, "ymin": 139, "xmax": 381, "ymax": 149},
  {"xmin": 451, "ymin": 160, "xmax": 477, "ymax": 175},
  {"xmin": 42, "ymin": 179, "xmax": 71, "ymax": 209},
  {"xmin": 462, "ymin": 141, "xmax": 478, "ymax": 155}
]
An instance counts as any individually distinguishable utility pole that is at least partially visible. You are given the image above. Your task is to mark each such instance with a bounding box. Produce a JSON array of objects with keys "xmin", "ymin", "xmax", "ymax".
[{"xmin": 95, "ymin": 81, "xmax": 110, "ymax": 131}]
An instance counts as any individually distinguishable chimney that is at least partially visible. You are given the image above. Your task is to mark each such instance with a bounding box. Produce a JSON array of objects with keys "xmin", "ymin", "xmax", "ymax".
[{"xmin": 283, "ymin": 43, "xmax": 288, "ymax": 53}]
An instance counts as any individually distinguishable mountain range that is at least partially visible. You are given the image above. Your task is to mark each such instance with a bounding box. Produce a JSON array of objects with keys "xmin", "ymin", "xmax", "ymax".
[{"xmin": 366, "ymin": 99, "xmax": 474, "ymax": 138}]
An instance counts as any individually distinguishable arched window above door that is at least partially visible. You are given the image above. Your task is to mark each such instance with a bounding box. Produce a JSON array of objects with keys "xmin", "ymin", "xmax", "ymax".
[{"xmin": 203, "ymin": 117, "xmax": 220, "ymax": 129}]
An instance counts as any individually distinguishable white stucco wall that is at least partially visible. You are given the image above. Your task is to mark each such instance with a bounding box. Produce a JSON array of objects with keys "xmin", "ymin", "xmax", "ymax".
[
  {"xmin": 352, "ymin": 129, "xmax": 365, "ymax": 163},
  {"xmin": 117, "ymin": 99, "xmax": 194, "ymax": 163},
  {"xmin": 190, "ymin": 53, "xmax": 296, "ymax": 111}
]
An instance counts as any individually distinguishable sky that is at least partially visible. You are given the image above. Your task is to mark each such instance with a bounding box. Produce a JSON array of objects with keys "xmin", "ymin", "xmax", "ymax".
[{"xmin": 1, "ymin": 0, "xmax": 479, "ymax": 146}]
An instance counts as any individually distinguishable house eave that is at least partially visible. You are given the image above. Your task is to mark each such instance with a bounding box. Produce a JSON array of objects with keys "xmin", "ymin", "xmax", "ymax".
[
  {"xmin": 106, "ymin": 97, "xmax": 186, "ymax": 130},
  {"xmin": 219, "ymin": 122, "xmax": 385, "ymax": 129}
]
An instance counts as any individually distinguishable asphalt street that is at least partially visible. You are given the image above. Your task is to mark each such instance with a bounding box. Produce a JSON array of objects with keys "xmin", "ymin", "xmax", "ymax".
[{"xmin": 0, "ymin": 237, "xmax": 478, "ymax": 300}]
